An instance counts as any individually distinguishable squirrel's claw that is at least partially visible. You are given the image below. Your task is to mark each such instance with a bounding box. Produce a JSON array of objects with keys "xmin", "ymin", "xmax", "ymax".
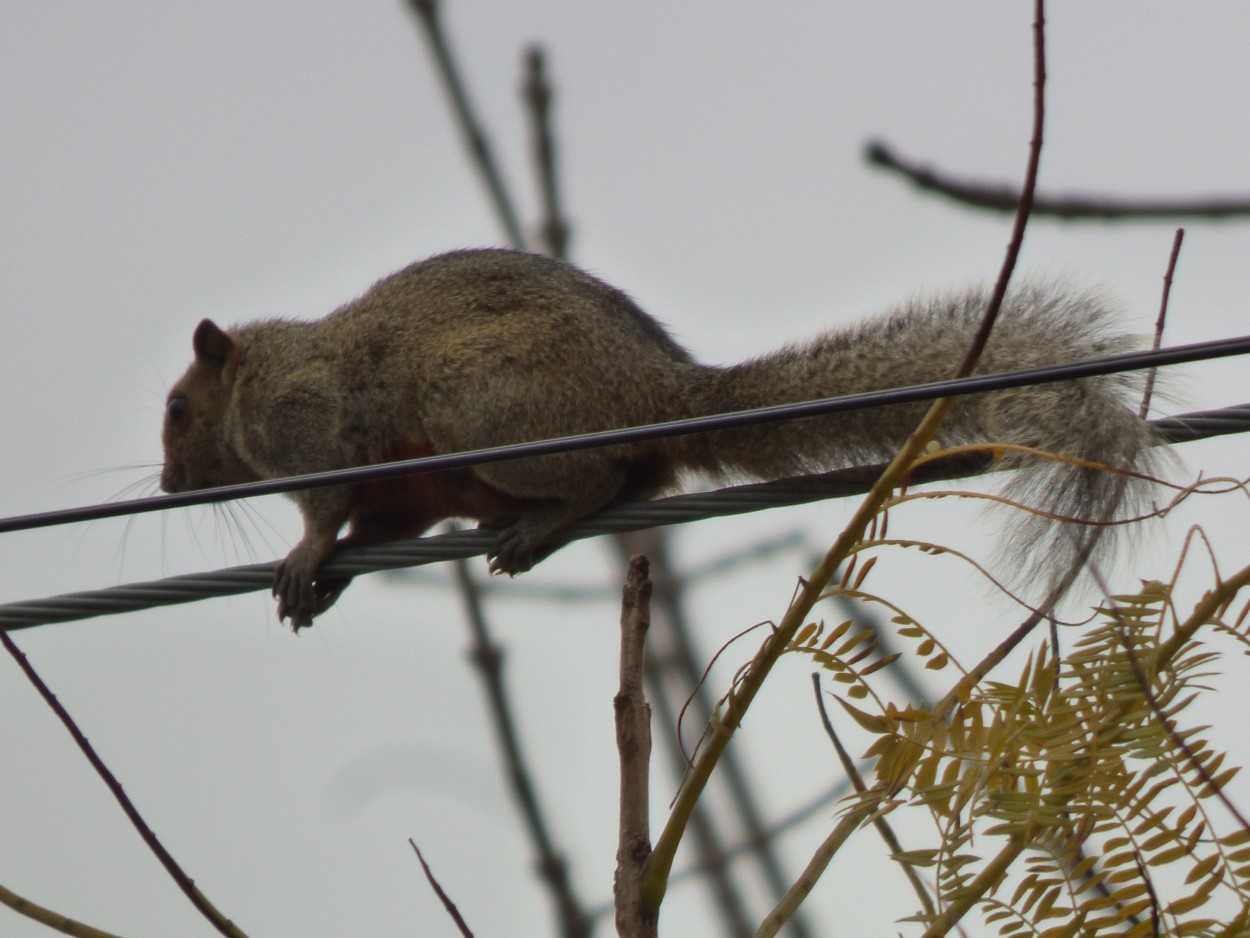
[
  {"xmin": 485, "ymin": 521, "xmax": 559, "ymax": 576},
  {"xmin": 486, "ymin": 531, "xmax": 536, "ymax": 577},
  {"xmin": 273, "ymin": 560, "xmax": 316, "ymax": 630},
  {"xmin": 273, "ymin": 536, "xmax": 343, "ymax": 630}
]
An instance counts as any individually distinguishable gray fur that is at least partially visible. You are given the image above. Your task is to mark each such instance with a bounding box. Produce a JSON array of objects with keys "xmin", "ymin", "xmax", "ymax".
[{"xmin": 161, "ymin": 249, "xmax": 1163, "ymax": 626}]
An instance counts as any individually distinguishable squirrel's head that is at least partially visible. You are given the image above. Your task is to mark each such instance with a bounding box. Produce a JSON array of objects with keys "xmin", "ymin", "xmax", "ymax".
[{"xmin": 160, "ymin": 319, "xmax": 260, "ymax": 493}]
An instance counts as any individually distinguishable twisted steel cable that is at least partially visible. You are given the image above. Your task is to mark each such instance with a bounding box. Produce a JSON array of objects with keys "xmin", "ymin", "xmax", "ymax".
[{"xmin": 1, "ymin": 402, "xmax": 1247, "ymax": 631}]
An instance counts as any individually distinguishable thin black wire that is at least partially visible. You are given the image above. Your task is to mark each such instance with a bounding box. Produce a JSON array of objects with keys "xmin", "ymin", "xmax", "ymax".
[
  {"xmin": 2, "ymin": 333, "xmax": 1249, "ymax": 539},
  {"xmin": 0, "ymin": 402, "xmax": 1247, "ymax": 631}
]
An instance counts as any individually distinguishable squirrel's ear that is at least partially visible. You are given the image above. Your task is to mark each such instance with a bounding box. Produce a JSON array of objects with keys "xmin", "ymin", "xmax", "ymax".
[{"xmin": 191, "ymin": 319, "xmax": 236, "ymax": 370}]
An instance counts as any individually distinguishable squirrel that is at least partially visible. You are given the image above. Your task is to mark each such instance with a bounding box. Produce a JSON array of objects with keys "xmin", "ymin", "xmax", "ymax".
[{"xmin": 161, "ymin": 248, "xmax": 1163, "ymax": 629}]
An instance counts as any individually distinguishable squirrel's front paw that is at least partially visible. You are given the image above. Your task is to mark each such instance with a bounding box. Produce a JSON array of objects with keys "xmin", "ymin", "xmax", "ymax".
[
  {"xmin": 273, "ymin": 538, "xmax": 343, "ymax": 630},
  {"xmin": 273, "ymin": 557, "xmax": 318, "ymax": 630}
]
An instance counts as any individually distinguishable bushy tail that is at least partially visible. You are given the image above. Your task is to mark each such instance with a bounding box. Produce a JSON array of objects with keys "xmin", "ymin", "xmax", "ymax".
[{"xmin": 669, "ymin": 282, "xmax": 1167, "ymax": 592}]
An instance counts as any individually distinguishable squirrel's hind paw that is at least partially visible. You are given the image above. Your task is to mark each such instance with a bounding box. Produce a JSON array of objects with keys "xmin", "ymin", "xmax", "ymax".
[
  {"xmin": 484, "ymin": 520, "xmax": 559, "ymax": 576},
  {"xmin": 480, "ymin": 475, "xmax": 624, "ymax": 575}
]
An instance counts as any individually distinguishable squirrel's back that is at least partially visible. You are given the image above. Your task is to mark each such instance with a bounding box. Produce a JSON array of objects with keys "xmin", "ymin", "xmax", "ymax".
[{"xmin": 306, "ymin": 250, "xmax": 704, "ymax": 460}]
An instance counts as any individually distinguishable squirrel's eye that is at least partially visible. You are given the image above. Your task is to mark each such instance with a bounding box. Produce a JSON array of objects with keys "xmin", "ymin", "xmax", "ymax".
[{"xmin": 166, "ymin": 394, "xmax": 188, "ymax": 424}]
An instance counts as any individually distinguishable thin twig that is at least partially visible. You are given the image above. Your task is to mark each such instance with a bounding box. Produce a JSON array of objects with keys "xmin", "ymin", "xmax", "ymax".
[
  {"xmin": 1157, "ymin": 561, "xmax": 1250, "ymax": 668},
  {"xmin": 1093, "ymin": 565, "xmax": 1250, "ymax": 834},
  {"xmin": 521, "ymin": 50, "xmax": 769, "ymax": 926},
  {"xmin": 900, "ymin": 0, "xmax": 1059, "ymax": 726},
  {"xmin": 933, "ymin": 557, "xmax": 1083, "ymax": 723},
  {"xmin": 585, "ymin": 776, "xmax": 860, "ymax": 924},
  {"xmin": 1132, "ymin": 847, "xmax": 1162, "ymax": 937},
  {"xmin": 645, "ymin": 0, "xmax": 1050, "ymax": 903},
  {"xmin": 627, "ymin": 529, "xmax": 819, "ymax": 937},
  {"xmin": 1141, "ymin": 228, "xmax": 1184, "ymax": 418},
  {"xmin": 918, "ymin": 835, "xmax": 1027, "ymax": 938},
  {"xmin": 0, "ymin": 881, "xmax": 129, "ymax": 938},
  {"xmin": 815, "ymin": 556, "xmax": 933, "ymax": 707},
  {"xmin": 613, "ymin": 533, "xmax": 760, "ymax": 938},
  {"xmin": 613, "ymin": 556, "xmax": 657, "ymax": 938},
  {"xmin": 648, "ymin": 279, "xmax": 961, "ymax": 916},
  {"xmin": 957, "ymin": 0, "xmax": 1045, "ymax": 375},
  {"xmin": 519, "ymin": 46, "xmax": 776, "ymax": 930},
  {"xmin": 409, "ymin": 840, "xmax": 475, "ymax": 938},
  {"xmin": 753, "ymin": 812, "xmax": 863, "ymax": 938},
  {"xmin": 451, "ymin": 555, "xmax": 592, "ymax": 938},
  {"xmin": 524, "ymin": 41, "xmax": 797, "ymax": 926},
  {"xmin": 406, "ymin": 0, "xmax": 528, "ymax": 249},
  {"xmin": 866, "ymin": 141, "xmax": 1250, "ymax": 220},
  {"xmin": 810, "ymin": 674, "xmax": 935, "ymax": 918},
  {"xmin": 752, "ymin": 5, "xmax": 1050, "ymax": 931},
  {"xmin": 523, "ymin": 46, "xmax": 570, "ymax": 260},
  {"xmin": 0, "ymin": 631, "xmax": 248, "ymax": 938}
]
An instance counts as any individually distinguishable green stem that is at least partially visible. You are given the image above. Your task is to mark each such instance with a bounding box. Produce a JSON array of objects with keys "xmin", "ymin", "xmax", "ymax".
[
  {"xmin": 919, "ymin": 835, "xmax": 1026, "ymax": 938},
  {"xmin": 753, "ymin": 811, "xmax": 864, "ymax": 938},
  {"xmin": 1157, "ymin": 561, "xmax": 1250, "ymax": 669},
  {"xmin": 641, "ymin": 399, "xmax": 958, "ymax": 911},
  {"xmin": 0, "ymin": 881, "xmax": 129, "ymax": 938}
]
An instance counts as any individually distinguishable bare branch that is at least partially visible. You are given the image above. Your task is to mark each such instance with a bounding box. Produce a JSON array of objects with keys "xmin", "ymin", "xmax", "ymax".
[
  {"xmin": 956, "ymin": 0, "xmax": 1046, "ymax": 377},
  {"xmin": 615, "ymin": 531, "xmax": 810, "ymax": 938},
  {"xmin": 758, "ymin": 7, "xmax": 1051, "ymax": 931},
  {"xmin": 0, "ymin": 631, "xmax": 249, "ymax": 938},
  {"xmin": 613, "ymin": 556, "xmax": 657, "ymax": 938},
  {"xmin": 866, "ymin": 140, "xmax": 1250, "ymax": 220},
  {"xmin": 406, "ymin": 0, "xmax": 528, "ymax": 249},
  {"xmin": 409, "ymin": 840, "xmax": 476, "ymax": 938},
  {"xmin": 1141, "ymin": 228, "xmax": 1184, "ymax": 418},
  {"xmin": 0, "ymin": 881, "xmax": 129, "ymax": 938},
  {"xmin": 523, "ymin": 46, "xmax": 571, "ymax": 259},
  {"xmin": 1093, "ymin": 567, "xmax": 1250, "ymax": 835},
  {"xmin": 810, "ymin": 674, "xmax": 935, "ymax": 918},
  {"xmin": 451, "ymin": 555, "xmax": 592, "ymax": 938}
]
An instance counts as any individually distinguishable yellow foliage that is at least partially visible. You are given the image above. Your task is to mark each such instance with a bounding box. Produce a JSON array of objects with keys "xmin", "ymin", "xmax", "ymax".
[{"xmin": 794, "ymin": 563, "xmax": 1250, "ymax": 936}]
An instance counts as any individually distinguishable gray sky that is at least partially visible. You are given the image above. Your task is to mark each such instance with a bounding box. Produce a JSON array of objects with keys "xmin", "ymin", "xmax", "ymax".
[{"xmin": 4, "ymin": 3, "xmax": 1250, "ymax": 936}]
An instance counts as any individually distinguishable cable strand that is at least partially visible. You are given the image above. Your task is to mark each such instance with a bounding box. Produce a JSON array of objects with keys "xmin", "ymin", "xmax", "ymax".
[
  {"xmin": 2, "ymin": 334, "xmax": 1249, "ymax": 538},
  {"xmin": 1, "ymin": 404, "xmax": 1245, "ymax": 631}
]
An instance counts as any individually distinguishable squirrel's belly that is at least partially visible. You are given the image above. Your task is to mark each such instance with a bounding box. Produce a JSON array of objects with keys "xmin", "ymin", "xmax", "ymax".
[{"xmin": 345, "ymin": 438, "xmax": 533, "ymax": 544}]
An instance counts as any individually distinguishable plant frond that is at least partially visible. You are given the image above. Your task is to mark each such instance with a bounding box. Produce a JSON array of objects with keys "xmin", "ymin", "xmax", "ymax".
[{"xmin": 807, "ymin": 569, "xmax": 1250, "ymax": 935}]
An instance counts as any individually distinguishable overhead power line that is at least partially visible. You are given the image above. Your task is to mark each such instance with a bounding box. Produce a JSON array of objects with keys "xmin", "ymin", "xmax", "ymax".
[
  {"xmin": 1, "ymin": 402, "xmax": 1248, "ymax": 632},
  {"xmin": 2, "ymin": 332, "xmax": 1249, "ymax": 540}
]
